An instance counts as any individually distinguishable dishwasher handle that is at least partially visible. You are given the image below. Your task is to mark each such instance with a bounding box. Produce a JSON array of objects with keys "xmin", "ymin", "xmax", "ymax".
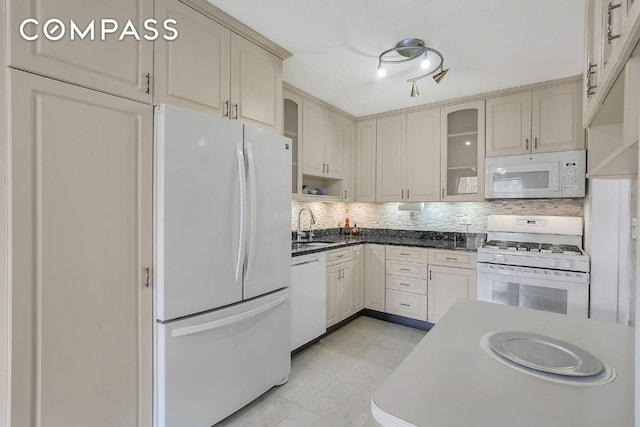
[{"xmin": 292, "ymin": 257, "xmax": 320, "ymax": 267}]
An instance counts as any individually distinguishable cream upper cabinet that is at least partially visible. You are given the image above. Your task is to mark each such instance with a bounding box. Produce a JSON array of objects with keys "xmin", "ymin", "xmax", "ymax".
[
  {"xmin": 406, "ymin": 108, "xmax": 441, "ymax": 201},
  {"xmin": 364, "ymin": 245, "xmax": 386, "ymax": 312},
  {"xmin": 154, "ymin": 1, "xmax": 283, "ymax": 133},
  {"xmin": 154, "ymin": 0, "xmax": 230, "ymax": 115},
  {"xmin": 355, "ymin": 119, "xmax": 377, "ymax": 202},
  {"xmin": 486, "ymin": 92, "xmax": 532, "ymax": 157},
  {"xmin": 302, "ymin": 100, "xmax": 344, "ymax": 179},
  {"xmin": 487, "ymin": 83, "xmax": 583, "ymax": 157},
  {"xmin": 440, "ymin": 100, "xmax": 485, "ymax": 201},
  {"xmin": 8, "ymin": 0, "xmax": 153, "ymax": 103},
  {"xmin": 324, "ymin": 109, "xmax": 344, "ymax": 179},
  {"xmin": 302, "ymin": 99, "xmax": 326, "ymax": 176},
  {"xmin": 353, "ymin": 246, "xmax": 365, "ymax": 312},
  {"xmin": 343, "ymin": 118, "xmax": 356, "ymax": 201},
  {"xmin": 230, "ymin": 33, "xmax": 283, "ymax": 133},
  {"xmin": 532, "ymin": 82, "xmax": 584, "ymax": 153},
  {"xmin": 284, "ymin": 90, "xmax": 303, "ymax": 195},
  {"xmin": 376, "ymin": 115, "xmax": 406, "ymax": 201},
  {"xmin": 9, "ymin": 70, "xmax": 153, "ymax": 427}
]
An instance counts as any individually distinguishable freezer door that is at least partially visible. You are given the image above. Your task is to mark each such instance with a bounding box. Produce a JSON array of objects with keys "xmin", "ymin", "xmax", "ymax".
[
  {"xmin": 156, "ymin": 289, "xmax": 291, "ymax": 427},
  {"xmin": 243, "ymin": 126, "xmax": 292, "ymax": 299},
  {"xmin": 155, "ymin": 104, "xmax": 245, "ymax": 321}
]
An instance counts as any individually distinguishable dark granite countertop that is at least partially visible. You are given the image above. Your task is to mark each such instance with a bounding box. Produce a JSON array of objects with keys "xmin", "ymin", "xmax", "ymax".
[{"xmin": 291, "ymin": 229, "xmax": 486, "ymax": 257}]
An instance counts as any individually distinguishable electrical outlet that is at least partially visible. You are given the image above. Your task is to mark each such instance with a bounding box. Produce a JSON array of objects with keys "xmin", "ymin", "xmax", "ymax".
[
  {"xmin": 459, "ymin": 217, "xmax": 471, "ymax": 225},
  {"xmin": 633, "ymin": 218, "xmax": 637, "ymax": 240}
]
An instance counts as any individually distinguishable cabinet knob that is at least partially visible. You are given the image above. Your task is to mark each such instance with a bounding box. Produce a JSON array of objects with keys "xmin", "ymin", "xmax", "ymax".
[
  {"xmin": 534, "ymin": 137, "xmax": 538, "ymax": 149},
  {"xmin": 145, "ymin": 73, "xmax": 151, "ymax": 94},
  {"xmin": 223, "ymin": 100, "xmax": 229, "ymax": 118},
  {"xmin": 525, "ymin": 138, "xmax": 529, "ymax": 150},
  {"xmin": 327, "ymin": 164, "xmax": 330, "ymax": 174}
]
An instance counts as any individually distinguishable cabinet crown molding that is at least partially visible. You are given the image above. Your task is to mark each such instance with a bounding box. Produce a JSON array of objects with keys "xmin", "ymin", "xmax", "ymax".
[{"xmin": 179, "ymin": 0, "xmax": 292, "ymax": 60}]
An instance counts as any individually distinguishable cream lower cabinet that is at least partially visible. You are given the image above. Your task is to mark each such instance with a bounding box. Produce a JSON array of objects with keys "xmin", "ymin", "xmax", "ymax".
[
  {"xmin": 427, "ymin": 250, "xmax": 477, "ymax": 323},
  {"xmin": 353, "ymin": 246, "xmax": 365, "ymax": 311},
  {"xmin": 9, "ymin": 70, "xmax": 153, "ymax": 427},
  {"xmin": 364, "ymin": 244, "xmax": 386, "ymax": 311},
  {"xmin": 8, "ymin": 0, "xmax": 153, "ymax": 103},
  {"xmin": 326, "ymin": 248, "xmax": 354, "ymax": 328},
  {"xmin": 385, "ymin": 246, "xmax": 428, "ymax": 321},
  {"xmin": 154, "ymin": 0, "xmax": 283, "ymax": 133}
]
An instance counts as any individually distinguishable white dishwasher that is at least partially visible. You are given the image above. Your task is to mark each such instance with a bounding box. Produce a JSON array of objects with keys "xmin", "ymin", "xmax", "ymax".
[{"xmin": 291, "ymin": 252, "xmax": 326, "ymax": 351}]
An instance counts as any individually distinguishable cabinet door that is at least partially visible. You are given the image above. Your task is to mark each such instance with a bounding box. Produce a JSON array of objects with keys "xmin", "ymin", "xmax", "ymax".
[
  {"xmin": 284, "ymin": 90, "xmax": 303, "ymax": 195},
  {"xmin": 427, "ymin": 266, "xmax": 476, "ymax": 323},
  {"xmin": 440, "ymin": 100, "xmax": 485, "ymax": 201},
  {"xmin": 486, "ymin": 92, "xmax": 532, "ymax": 157},
  {"xmin": 302, "ymin": 99, "xmax": 326, "ymax": 176},
  {"xmin": 376, "ymin": 115, "xmax": 406, "ymax": 202},
  {"xmin": 532, "ymin": 83, "xmax": 584, "ymax": 153},
  {"xmin": 406, "ymin": 109, "xmax": 441, "ymax": 201},
  {"xmin": 353, "ymin": 246, "xmax": 365, "ymax": 312},
  {"xmin": 324, "ymin": 109, "xmax": 344, "ymax": 178},
  {"xmin": 599, "ymin": 0, "xmax": 623, "ymax": 79},
  {"xmin": 154, "ymin": 0, "xmax": 230, "ymax": 116},
  {"xmin": 230, "ymin": 33, "xmax": 283, "ymax": 133},
  {"xmin": 355, "ymin": 119, "xmax": 377, "ymax": 202},
  {"xmin": 584, "ymin": 0, "xmax": 602, "ymax": 110},
  {"xmin": 326, "ymin": 264, "xmax": 341, "ymax": 328},
  {"xmin": 9, "ymin": 70, "xmax": 153, "ymax": 427},
  {"xmin": 342, "ymin": 118, "xmax": 356, "ymax": 201},
  {"xmin": 8, "ymin": 0, "xmax": 153, "ymax": 103},
  {"xmin": 365, "ymin": 245, "xmax": 386, "ymax": 311},
  {"xmin": 339, "ymin": 262, "xmax": 355, "ymax": 321}
]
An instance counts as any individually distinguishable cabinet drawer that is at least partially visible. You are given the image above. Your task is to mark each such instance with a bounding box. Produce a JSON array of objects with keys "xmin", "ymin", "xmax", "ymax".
[
  {"xmin": 386, "ymin": 275, "xmax": 427, "ymax": 295},
  {"xmin": 428, "ymin": 250, "xmax": 477, "ymax": 269},
  {"xmin": 327, "ymin": 247, "xmax": 353, "ymax": 266},
  {"xmin": 386, "ymin": 245, "xmax": 429, "ymax": 263},
  {"xmin": 385, "ymin": 289, "xmax": 427, "ymax": 321},
  {"xmin": 385, "ymin": 260, "xmax": 428, "ymax": 279}
]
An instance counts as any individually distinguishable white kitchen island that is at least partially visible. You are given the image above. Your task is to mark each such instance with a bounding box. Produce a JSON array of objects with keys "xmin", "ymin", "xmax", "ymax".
[{"xmin": 372, "ymin": 299, "xmax": 634, "ymax": 427}]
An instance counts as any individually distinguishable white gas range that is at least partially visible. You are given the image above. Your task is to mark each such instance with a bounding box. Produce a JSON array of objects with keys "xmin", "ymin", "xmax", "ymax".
[{"xmin": 477, "ymin": 215, "xmax": 590, "ymax": 317}]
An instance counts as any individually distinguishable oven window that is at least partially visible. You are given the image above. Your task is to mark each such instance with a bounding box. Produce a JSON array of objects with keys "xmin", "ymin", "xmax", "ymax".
[
  {"xmin": 492, "ymin": 171, "xmax": 550, "ymax": 193},
  {"xmin": 492, "ymin": 282, "xmax": 568, "ymax": 315}
]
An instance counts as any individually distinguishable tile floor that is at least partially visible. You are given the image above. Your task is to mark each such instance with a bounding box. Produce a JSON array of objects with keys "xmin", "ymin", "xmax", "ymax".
[{"xmin": 216, "ymin": 315, "xmax": 428, "ymax": 427}]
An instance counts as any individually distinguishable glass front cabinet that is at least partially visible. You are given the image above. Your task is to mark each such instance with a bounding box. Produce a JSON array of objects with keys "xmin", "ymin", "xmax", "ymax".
[
  {"xmin": 284, "ymin": 89, "xmax": 302, "ymax": 196},
  {"xmin": 440, "ymin": 100, "xmax": 485, "ymax": 201}
]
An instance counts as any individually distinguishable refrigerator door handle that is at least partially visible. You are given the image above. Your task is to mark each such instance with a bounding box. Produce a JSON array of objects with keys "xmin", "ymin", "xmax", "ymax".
[
  {"xmin": 171, "ymin": 294, "xmax": 289, "ymax": 337},
  {"xmin": 245, "ymin": 142, "xmax": 258, "ymax": 281},
  {"xmin": 235, "ymin": 141, "xmax": 248, "ymax": 284}
]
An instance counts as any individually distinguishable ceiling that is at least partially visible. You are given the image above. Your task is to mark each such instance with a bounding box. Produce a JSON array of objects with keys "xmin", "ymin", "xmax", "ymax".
[{"xmin": 207, "ymin": 0, "xmax": 585, "ymax": 118}]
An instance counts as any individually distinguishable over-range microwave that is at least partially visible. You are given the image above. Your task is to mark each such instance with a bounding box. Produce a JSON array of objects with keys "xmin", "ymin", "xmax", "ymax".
[{"xmin": 485, "ymin": 150, "xmax": 586, "ymax": 199}]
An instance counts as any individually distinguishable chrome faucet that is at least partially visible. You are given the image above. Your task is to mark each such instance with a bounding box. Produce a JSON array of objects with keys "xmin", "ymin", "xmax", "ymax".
[{"xmin": 297, "ymin": 207, "xmax": 317, "ymax": 241}]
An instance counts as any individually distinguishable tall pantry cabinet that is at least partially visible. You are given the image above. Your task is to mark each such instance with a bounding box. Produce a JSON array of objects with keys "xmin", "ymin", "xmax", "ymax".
[{"xmin": 1, "ymin": 1, "xmax": 289, "ymax": 426}]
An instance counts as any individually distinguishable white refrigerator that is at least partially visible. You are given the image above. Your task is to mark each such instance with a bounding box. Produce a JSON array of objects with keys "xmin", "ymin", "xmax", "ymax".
[{"xmin": 154, "ymin": 104, "xmax": 292, "ymax": 427}]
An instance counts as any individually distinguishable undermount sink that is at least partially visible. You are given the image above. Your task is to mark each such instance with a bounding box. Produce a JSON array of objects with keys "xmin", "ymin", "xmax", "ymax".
[{"xmin": 291, "ymin": 241, "xmax": 333, "ymax": 250}]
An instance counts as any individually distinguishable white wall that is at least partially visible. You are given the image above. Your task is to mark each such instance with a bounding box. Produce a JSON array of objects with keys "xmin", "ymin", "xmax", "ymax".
[{"xmin": 587, "ymin": 179, "xmax": 631, "ymax": 323}]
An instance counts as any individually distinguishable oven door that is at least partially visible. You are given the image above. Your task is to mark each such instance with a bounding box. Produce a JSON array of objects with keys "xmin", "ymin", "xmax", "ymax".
[
  {"xmin": 485, "ymin": 157, "xmax": 561, "ymax": 199},
  {"xmin": 477, "ymin": 263, "xmax": 589, "ymax": 317}
]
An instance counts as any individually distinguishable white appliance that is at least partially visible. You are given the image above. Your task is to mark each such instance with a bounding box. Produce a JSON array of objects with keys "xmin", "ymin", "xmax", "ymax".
[
  {"xmin": 291, "ymin": 252, "xmax": 327, "ymax": 351},
  {"xmin": 485, "ymin": 150, "xmax": 586, "ymax": 199},
  {"xmin": 154, "ymin": 104, "xmax": 292, "ymax": 427},
  {"xmin": 477, "ymin": 215, "xmax": 590, "ymax": 317}
]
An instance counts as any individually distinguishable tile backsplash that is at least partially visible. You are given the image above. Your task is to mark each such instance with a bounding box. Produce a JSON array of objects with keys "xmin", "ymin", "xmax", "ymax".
[{"xmin": 291, "ymin": 199, "xmax": 585, "ymax": 233}]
